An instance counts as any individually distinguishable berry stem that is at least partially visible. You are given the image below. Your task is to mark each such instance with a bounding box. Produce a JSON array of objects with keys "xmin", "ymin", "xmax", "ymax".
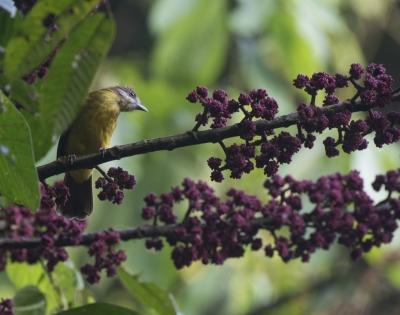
[{"xmin": 95, "ymin": 166, "xmax": 112, "ymax": 182}]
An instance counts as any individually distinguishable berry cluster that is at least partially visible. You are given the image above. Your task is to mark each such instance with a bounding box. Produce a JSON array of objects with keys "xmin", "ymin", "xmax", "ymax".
[
  {"xmin": 80, "ymin": 230, "xmax": 126, "ymax": 284},
  {"xmin": 262, "ymin": 171, "xmax": 399, "ymax": 261},
  {"xmin": 0, "ymin": 299, "xmax": 13, "ymax": 315},
  {"xmin": 188, "ymin": 64, "xmax": 398, "ymax": 182},
  {"xmin": 293, "ymin": 63, "xmax": 393, "ymax": 106},
  {"xmin": 372, "ymin": 170, "xmax": 400, "ymax": 193},
  {"xmin": 296, "ymin": 63, "xmax": 397, "ymax": 156},
  {"xmin": 187, "ymin": 87, "xmax": 278, "ymax": 129},
  {"xmin": 0, "ymin": 183, "xmax": 85, "ymax": 272},
  {"xmin": 95, "ymin": 167, "xmax": 136, "ymax": 204},
  {"xmin": 0, "ymin": 180, "xmax": 128, "ymax": 284},
  {"xmin": 141, "ymin": 171, "xmax": 400, "ymax": 268}
]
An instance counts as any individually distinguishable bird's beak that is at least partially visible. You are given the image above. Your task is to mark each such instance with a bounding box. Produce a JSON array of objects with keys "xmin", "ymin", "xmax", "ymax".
[{"xmin": 133, "ymin": 98, "xmax": 148, "ymax": 112}]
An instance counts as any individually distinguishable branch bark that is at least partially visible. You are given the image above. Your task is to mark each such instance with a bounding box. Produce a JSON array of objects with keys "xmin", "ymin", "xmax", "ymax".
[
  {"xmin": 0, "ymin": 217, "xmax": 273, "ymax": 250},
  {"xmin": 37, "ymin": 93, "xmax": 400, "ymax": 180},
  {"xmin": 0, "ymin": 202, "xmax": 391, "ymax": 250}
]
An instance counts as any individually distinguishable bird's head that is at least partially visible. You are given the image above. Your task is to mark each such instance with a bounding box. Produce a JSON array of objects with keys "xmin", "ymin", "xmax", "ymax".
[{"xmin": 112, "ymin": 86, "xmax": 148, "ymax": 112}]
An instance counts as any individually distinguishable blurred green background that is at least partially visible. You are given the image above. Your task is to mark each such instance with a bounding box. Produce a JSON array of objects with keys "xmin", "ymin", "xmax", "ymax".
[{"xmin": 4, "ymin": 0, "xmax": 400, "ymax": 314}]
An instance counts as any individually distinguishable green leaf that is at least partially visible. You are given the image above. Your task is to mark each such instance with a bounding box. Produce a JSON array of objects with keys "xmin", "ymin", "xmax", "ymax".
[
  {"xmin": 13, "ymin": 286, "xmax": 46, "ymax": 315},
  {"xmin": 54, "ymin": 303, "xmax": 140, "ymax": 315},
  {"xmin": 52, "ymin": 262, "xmax": 85, "ymax": 308},
  {"xmin": 118, "ymin": 267, "xmax": 177, "ymax": 315},
  {"xmin": 0, "ymin": 7, "xmax": 21, "ymax": 70},
  {"xmin": 0, "ymin": 72, "xmax": 40, "ymax": 115},
  {"xmin": 26, "ymin": 8, "xmax": 115, "ymax": 160},
  {"xmin": 151, "ymin": 0, "xmax": 228, "ymax": 86},
  {"xmin": 267, "ymin": 3, "xmax": 320, "ymax": 80},
  {"xmin": 0, "ymin": 91, "xmax": 38, "ymax": 209},
  {"xmin": 8, "ymin": 78, "xmax": 40, "ymax": 113},
  {"xmin": 4, "ymin": 0, "xmax": 101, "ymax": 80},
  {"xmin": 7, "ymin": 261, "xmax": 84, "ymax": 313},
  {"xmin": 43, "ymin": 9, "xmax": 115, "ymax": 140},
  {"xmin": 6, "ymin": 262, "xmax": 44, "ymax": 288}
]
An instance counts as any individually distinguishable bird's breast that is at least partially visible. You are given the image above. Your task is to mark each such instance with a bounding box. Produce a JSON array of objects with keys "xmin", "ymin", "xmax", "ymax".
[{"xmin": 66, "ymin": 103, "xmax": 120, "ymax": 182}]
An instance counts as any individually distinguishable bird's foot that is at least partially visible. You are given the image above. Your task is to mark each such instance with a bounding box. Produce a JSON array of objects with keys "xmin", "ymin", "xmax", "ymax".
[
  {"xmin": 99, "ymin": 147, "xmax": 107, "ymax": 158},
  {"xmin": 57, "ymin": 154, "xmax": 77, "ymax": 167},
  {"xmin": 99, "ymin": 146, "xmax": 122, "ymax": 159}
]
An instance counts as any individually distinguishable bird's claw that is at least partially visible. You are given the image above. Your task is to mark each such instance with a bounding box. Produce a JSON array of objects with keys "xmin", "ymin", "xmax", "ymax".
[
  {"xmin": 99, "ymin": 147, "xmax": 107, "ymax": 158},
  {"xmin": 57, "ymin": 154, "xmax": 77, "ymax": 167}
]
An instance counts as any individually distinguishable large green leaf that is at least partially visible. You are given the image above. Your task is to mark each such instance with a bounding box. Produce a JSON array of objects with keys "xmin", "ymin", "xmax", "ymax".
[
  {"xmin": 6, "ymin": 262, "xmax": 44, "ymax": 288},
  {"xmin": 6, "ymin": 78, "xmax": 40, "ymax": 113},
  {"xmin": 3, "ymin": 0, "xmax": 101, "ymax": 80},
  {"xmin": 151, "ymin": 0, "xmax": 228, "ymax": 86},
  {"xmin": 25, "ymin": 8, "xmax": 115, "ymax": 160},
  {"xmin": 13, "ymin": 286, "xmax": 46, "ymax": 315},
  {"xmin": 44, "ymin": 9, "xmax": 115, "ymax": 138},
  {"xmin": 118, "ymin": 267, "xmax": 177, "ymax": 315},
  {"xmin": 55, "ymin": 303, "xmax": 140, "ymax": 315},
  {"xmin": 0, "ymin": 68, "xmax": 41, "ymax": 115},
  {"xmin": 0, "ymin": 91, "xmax": 38, "ymax": 209},
  {"xmin": 7, "ymin": 261, "xmax": 84, "ymax": 313}
]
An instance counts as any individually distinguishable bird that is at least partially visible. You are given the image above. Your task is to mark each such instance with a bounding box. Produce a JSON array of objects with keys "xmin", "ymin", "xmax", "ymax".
[{"xmin": 57, "ymin": 86, "xmax": 148, "ymax": 218}]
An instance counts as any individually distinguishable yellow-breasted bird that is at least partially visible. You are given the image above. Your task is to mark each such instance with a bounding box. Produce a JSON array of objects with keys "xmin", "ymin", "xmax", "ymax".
[{"xmin": 57, "ymin": 86, "xmax": 148, "ymax": 218}]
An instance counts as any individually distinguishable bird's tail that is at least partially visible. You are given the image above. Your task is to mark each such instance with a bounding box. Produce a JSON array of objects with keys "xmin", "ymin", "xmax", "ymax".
[{"xmin": 61, "ymin": 173, "xmax": 93, "ymax": 218}]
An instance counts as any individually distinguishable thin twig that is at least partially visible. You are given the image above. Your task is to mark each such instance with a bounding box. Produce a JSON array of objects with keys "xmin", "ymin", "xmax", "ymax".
[{"xmin": 95, "ymin": 165, "xmax": 112, "ymax": 182}]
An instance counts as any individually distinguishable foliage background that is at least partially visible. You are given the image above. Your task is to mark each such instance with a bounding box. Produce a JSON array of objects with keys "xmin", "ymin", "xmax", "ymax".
[{"xmin": 2, "ymin": 0, "xmax": 400, "ymax": 314}]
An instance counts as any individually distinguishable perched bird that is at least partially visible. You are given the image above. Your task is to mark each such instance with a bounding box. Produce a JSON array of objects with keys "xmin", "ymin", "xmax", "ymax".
[{"xmin": 57, "ymin": 86, "xmax": 148, "ymax": 218}]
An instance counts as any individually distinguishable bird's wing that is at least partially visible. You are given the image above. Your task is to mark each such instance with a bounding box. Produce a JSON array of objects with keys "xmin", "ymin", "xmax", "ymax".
[
  {"xmin": 57, "ymin": 126, "xmax": 93, "ymax": 218},
  {"xmin": 57, "ymin": 127, "xmax": 71, "ymax": 158}
]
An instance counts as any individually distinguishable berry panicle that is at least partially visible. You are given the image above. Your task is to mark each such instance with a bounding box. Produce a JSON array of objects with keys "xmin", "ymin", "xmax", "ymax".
[
  {"xmin": 141, "ymin": 171, "xmax": 400, "ymax": 268},
  {"xmin": 95, "ymin": 167, "xmax": 136, "ymax": 204},
  {"xmin": 186, "ymin": 63, "xmax": 398, "ymax": 183}
]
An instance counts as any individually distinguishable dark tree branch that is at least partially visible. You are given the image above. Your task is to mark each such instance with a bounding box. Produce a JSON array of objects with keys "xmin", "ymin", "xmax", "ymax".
[
  {"xmin": 0, "ymin": 217, "xmax": 274, "ymax": 250},
  {"xmin": 0, "ymin": 202, "xmax": 391, "ymax": 250},
  {"xmin": 37, "ymin": 92, "xmax": 400, "ymax": 180}
]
